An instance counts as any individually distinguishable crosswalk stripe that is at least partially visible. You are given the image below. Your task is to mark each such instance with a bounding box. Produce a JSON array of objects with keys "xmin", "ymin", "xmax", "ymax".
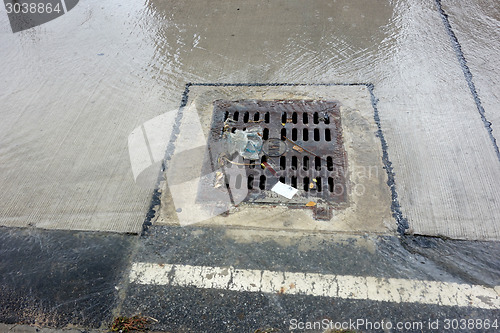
[{"xmin": 129, "ymin": 262, "xmax": 500, "ymax": 310}]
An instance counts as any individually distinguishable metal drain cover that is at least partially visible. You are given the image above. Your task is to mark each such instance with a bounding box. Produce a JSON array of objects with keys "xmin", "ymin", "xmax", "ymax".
[{"xmin": 201, "ymin": 99, "xmax": 347, "ymax": 206}]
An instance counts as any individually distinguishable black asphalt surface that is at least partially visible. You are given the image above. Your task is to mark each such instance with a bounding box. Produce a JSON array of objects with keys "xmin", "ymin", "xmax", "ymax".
[
  {"xmin": 1, "ymin": 225, "xmax": 499, "ymax": 332},
  {"xmin": 0, "ymin": 227, "xmax": 136, "ymax": 329}
]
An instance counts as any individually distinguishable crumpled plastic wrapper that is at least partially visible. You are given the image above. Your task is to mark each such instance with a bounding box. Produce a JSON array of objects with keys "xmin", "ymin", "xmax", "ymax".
[{"xmin": 225, "ymin": 126, "xmax": 263, "ymax": 160}]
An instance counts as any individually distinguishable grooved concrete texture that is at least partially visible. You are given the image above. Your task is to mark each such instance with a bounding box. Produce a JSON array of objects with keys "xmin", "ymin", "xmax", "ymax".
[
  {"xmin": 441, "ymin": 0, "xmax": 500, "ymax": 139},
  {"xmin": 0, "ymin": 0, "xmax": 499, "ymax": 239},
  {"xmin": 374, "ymin": 0, "xmax": 500, "ymax": 240}
]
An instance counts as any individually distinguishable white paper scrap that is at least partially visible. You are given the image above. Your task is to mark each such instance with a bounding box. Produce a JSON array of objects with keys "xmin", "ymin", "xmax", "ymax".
[{"xmin": 271, "ymin": 181, "xmax": 298, "ymax": 199}]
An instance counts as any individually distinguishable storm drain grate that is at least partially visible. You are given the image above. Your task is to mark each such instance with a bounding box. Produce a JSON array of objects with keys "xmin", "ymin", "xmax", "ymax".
[{"xmin": 203, "ymin": 100, "xmax": 347, "ymax": 206}]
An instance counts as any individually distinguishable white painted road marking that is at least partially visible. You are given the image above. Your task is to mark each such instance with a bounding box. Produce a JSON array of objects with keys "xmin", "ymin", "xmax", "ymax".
[{"xmin": 129, "ymin": 263, "xmax": 500, "ymax": 310}]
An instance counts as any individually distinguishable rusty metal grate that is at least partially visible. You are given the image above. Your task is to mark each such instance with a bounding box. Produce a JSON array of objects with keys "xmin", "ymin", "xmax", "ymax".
[{"xmin": 203, "ymin": 99, "xmax": 347, "ymax": 207}]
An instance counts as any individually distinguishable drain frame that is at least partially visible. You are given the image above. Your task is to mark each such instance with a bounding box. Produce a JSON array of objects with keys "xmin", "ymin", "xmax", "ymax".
[{"xmin": 202, "ymin": 99, "xmax": 348, "ymax": 207}]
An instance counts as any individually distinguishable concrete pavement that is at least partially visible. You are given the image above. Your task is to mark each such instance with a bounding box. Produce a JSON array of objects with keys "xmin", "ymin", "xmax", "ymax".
[{"xmin": 0, "ymin": 0, "xmax": 499, "ymax": 239}]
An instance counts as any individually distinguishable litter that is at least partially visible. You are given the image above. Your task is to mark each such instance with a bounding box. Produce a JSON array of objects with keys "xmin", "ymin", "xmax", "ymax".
[
  {"xmin": 306, "ymin": 201, "xmax": 316, "ymax": 207},
  {"xmin": 283, "ymin": 136, "xmax": 323, "ymax": 160},
  {"xmin": 262, "ymin": 138, "xmax": 287, "ymax": 157},
  {"xmin": 271, "ymin": 181, "xmax": 298, "ymax": 199},
  {"xmin": 226, "ymin": 126, "xmax": 263, "ymax": 159},
  {"xmin": 219, "ymin": 155, "xmax": 257, "ymax": 167},
  {"xmin": 261, "ymin": 161, "xmax": 278, "ymax": 176},
  {"xmin": 292, "ymin": 145, "xmax": 304, "ymax": 153},
  {"xmin": 214, "ymin": 171, "xmax": 225, "ymax": 188}
]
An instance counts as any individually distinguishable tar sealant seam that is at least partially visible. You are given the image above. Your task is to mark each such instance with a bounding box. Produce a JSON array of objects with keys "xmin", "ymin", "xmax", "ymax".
[{"xmin": 435, "ymin": 0, "xmax": 500, "ymax": 162}]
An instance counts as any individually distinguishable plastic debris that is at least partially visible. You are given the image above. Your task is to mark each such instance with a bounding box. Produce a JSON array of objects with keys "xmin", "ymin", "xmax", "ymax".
[
  {"xmin": 214, "ymin": 171, "xmax": 225, "ymax": 188},
  {"xmin": 219, "ymin": 155, "xmax": 257, "ymax": 167},
  {"xmin": 261, "ymin": 161, "xmax": 278, "ymax": 176},
  {"xmin": 283, "ymin": 136, "xmax": 322, "ymax": 160},
  {"xmin": 262, "ymin": 138, "xmax": 288, "ymax": 156},
  {"xmin": 292, "ymin": 145, "xmax": 304, "ymax": 153},
  {"xmin": 271, "ymin": 181, "xmax": 298, "ymax": 199},
  {"xmin": 226, "ymin": 126, "xmax": 263, "ymax": 160},
  {"xmin": 306, "ymin": 201, "xmax": 316, "ymax": 207}
]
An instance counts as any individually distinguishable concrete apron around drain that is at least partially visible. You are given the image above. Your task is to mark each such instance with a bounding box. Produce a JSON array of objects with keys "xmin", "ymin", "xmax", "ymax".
[{"xmin": 159, "ymin": 85, "xmax": 395, "ymax": 235}]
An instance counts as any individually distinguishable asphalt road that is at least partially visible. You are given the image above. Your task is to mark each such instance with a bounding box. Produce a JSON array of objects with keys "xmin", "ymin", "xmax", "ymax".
[{"xmin": 1, "ymin": 226, "xmax": 499, "ymax": 332}]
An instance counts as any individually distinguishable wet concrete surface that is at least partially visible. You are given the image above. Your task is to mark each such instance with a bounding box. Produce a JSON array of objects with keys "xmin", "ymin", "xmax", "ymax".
[
  {"xmin": 441, "ymin": 0, "xmax": 500, "ymax": 140},
  {"xmin": 1, "ymin": 0, "xmax": 499, "ymax": 239},
  {"xmin": 0, "ymin": 227, "xmax": 136, "ymax": 329}
]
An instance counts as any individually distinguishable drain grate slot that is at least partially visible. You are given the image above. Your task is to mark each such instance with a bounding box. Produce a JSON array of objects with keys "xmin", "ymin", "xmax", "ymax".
[{"xmin": 202, "ymin": 99, "xmax": 348, "ymax": 206}]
